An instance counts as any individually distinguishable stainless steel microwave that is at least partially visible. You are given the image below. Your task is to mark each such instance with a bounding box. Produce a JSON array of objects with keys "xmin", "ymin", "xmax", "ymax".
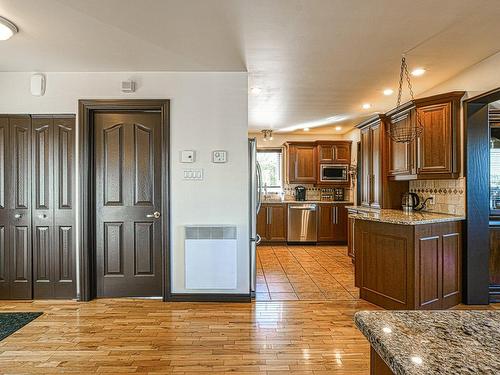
[{"xmin": 320, "ymin": 164, "xmax": 348, "ymax": 182}]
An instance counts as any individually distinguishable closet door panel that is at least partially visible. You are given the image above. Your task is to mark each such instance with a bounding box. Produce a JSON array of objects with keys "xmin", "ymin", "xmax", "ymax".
[
  {"xmin": 52, "ymin": 117, "xmax": 76, "ymax": 298},
  {"xmin": 8, "ymin": 117, "xmax": 32, "ymax": 299},
  {"xmin": 0, "ymin": 118, "xmax": 9, "ymax": 297}
]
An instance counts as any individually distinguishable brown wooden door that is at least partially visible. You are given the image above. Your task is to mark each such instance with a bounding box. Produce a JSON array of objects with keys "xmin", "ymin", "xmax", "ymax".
[
  {"xmin": 370, "ymin": 124, "xmax": 382, "ymax": 208},
  {"xmin": 32, "ymin": 116, "xmax": 76, "ymax": 299},
  {"xmin": 0, "ymin": 117, "xmax": 32, "ymax": 299},
  {"xmin": 416, "ymin": 102, "xmax": 452, "ymax": 175},
  {"xmin": 94, "ymin": 111, "xmax": 163, "ymax": 297},
  {"xmin": 289, "ymin": 144, "xmax": 317, "ymax": 183},
  {"xmin": 360, "ymin": 128, "xmax": 371, "ymax": 207},
  {"xmin": 267, "ymin": 205, "xmax": 287, "ymax": 241}
]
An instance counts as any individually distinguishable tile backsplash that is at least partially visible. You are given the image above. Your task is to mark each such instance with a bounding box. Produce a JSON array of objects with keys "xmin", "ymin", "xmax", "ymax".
[
  {"xmin": 409, "ymin": 178, "xmax": 466, "ymax": 216},
  {"xmin": 263, "ymin": 183, "xmax": 353, "ymax": 201}
]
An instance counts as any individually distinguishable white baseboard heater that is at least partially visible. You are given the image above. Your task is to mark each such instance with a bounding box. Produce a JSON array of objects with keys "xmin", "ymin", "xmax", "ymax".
[{"xmin": 185, "ymin": 225, "xmax": 237, "ymax": 289}]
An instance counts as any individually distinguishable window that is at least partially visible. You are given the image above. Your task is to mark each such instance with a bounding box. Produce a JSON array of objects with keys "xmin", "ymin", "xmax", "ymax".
[{"xmin": 257, "ymin": 148, "xmax": 283, "ymax": 190}]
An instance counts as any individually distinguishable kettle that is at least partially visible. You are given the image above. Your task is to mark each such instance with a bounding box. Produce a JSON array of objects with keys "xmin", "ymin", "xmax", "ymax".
[{"xmin": 402, "ymin": 192, "xmax": 420, "ymax": 212}]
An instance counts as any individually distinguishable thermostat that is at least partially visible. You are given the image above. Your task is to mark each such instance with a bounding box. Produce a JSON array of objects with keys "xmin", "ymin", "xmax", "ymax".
[
  {"xmin": 212, "ymin": 150, "xmax": 227, "ymax": 163},
  {"xmin": 181, "ymin": 150, "xmax": 195, "ymax": 163}
]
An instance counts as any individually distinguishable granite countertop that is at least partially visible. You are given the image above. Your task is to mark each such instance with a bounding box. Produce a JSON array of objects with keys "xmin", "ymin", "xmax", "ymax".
[
  {"xmin": 355, "ymin": 310, "xmax": 500, "ymax": 375},
  {"xmin": 348, "ymin": 208, "xmax": 465, "ymax": 225},
  {"xmin": 261, "ymin": 200, "xmax": 352, "ymax": 204}
]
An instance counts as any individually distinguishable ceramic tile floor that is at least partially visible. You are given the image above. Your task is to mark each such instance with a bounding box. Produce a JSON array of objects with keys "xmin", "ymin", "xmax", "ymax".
[{"xmin": 256, "ymin": 245, "xmax": 359, "ymax": 301}]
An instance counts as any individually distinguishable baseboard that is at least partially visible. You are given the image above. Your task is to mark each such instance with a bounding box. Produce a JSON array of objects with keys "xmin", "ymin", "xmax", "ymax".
[{"xmin": 167, "ymin": 293, "xmax": 251, "ymax": 302}]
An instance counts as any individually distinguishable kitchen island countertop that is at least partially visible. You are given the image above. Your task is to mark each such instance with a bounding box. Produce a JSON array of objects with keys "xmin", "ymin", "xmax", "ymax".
[
  {"xmin": 347, "ymin": 208, "xmax": 465, "ymax": 225},
  {"xmin": 354, "ymin": 310, "xmax": 500, "ymax": 375}
]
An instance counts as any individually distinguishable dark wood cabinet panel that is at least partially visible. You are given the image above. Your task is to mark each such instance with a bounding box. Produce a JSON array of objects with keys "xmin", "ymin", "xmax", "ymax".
[
  {"xmin": 267, "ymin": 205, "xmax": 287, "ymax": 241},
  {"xmin": 347, "ymin": 217, "xmax": 355, "ymax": 259},
  {"xmin": 318, "ymin": 204, "xmax": 347, "ymax": 243},
  {"xmin": 318, "ymin": 143, "xmax": 334, "ymax": 162},
  {"xmin": 258, "ymin": 204, "xmax": 287, "ymax": 243},
  {"xmin": 360, "ymin": 127, "xmax": 371, "ymax": 207},
  {"xmin": 370, "ymin": 124, "xmax": 382, "ymax": 209},
  {"xmin": 287, "ymin": 143, "xmax": 317, "ymax": 183},
  {"xmin": 317, "ymin": 141, "xmax": 351, "ymax": 164},
  {"xmin": 370, "ymin": 347, "xmax": 393, "ymax": 375},
  {"xmin": 387, "ymin": 108, "xmax": 415, "ymax": 178},
  {"xmin": 355, "ymin": 219, "xmax": 462, "ymax": 310},
  {"xmin": 416, "ymin": 102, "xmax": 452, "ymax": 175}
]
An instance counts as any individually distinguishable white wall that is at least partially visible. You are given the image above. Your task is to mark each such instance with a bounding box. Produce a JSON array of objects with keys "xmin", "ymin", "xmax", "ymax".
[{"xmin": 0, "ymin": 71, "xmax": 249, "ymax": 295}]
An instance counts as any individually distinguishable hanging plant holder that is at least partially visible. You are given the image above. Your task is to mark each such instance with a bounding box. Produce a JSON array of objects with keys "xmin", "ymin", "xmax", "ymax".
[{"xmin": 387, "ymin": 56, "xmax": 424, "ymax": 143}]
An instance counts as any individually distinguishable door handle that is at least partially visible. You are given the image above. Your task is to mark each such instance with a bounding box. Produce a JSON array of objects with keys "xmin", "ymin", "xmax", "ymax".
[
  {"xmin": 14, "ymin": 213, "xmax": 22, "ymax": 219},
  {"xmin": 255, "ymin": 234, "xmax": 262, "ymax": 245},
  {"xmin": 146, "ymin": 211, "xmax": 161, "ymax": 219}
]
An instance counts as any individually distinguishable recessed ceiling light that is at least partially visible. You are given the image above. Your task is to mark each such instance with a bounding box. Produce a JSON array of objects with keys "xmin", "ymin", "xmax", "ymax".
[
  {"xmin": 303, "ymin": 127, "xmax": 310, "ymax": 132},
  {"xmin": 362, "ymin": 103, "xmax": 372, "ymax": 109},
  {"xmin": 250, "ymin": 87, "xmax": 262, "ymax": 95},
  {"xmin": 411, "ymin": 68, "xmax": 426, "ymax": 77},
  {"xmin": 0, "ymin": 16, "xmax": 18, "ymax": 41},
  {"xmin": 383, "ymin": 89, "xmax": 394, "ymax": 96},
  {"xmin": 335, "ymin": 126, "xmax": 342, "ymax": 131}
]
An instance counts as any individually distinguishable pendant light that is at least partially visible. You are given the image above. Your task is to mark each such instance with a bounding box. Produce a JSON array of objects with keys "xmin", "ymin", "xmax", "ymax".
[
  {"xmin": 261, "ymin": 129, "xmax": 273, "ymax": 141},
  {"xmin": 387, "ymin": 56, "xmax": 424, "ymax": 143}
]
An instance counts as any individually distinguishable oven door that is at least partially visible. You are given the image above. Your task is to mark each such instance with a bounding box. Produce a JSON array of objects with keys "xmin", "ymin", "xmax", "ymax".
[{"xmin": 320, "ymin": 165, "xmax": 348, "ymax": 181}]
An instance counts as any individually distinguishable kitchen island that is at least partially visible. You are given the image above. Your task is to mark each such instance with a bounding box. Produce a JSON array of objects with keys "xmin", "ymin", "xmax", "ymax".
[
  {"xmin": 349, "ymin": 208, "xmax": 465, "ymax": 309},
  {"xmin": 354, "ymin": 310, "xmax": 500, "ymax": 375}
]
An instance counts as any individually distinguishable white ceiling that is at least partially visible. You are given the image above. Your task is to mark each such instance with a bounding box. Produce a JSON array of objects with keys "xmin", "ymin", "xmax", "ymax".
[{"xmin": 1, "ymin": 0, "xmax": 500, "ymax": 133}]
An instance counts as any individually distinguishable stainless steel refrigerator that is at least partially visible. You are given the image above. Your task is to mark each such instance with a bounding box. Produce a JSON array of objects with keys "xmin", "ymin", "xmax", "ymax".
[{"xmin": 249, "ymin": 138, "xmax": 262, "ymax": 297}]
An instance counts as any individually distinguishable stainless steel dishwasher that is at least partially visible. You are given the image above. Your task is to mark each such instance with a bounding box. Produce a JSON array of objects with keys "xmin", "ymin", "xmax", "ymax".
[{"xmin": 287, "ymin": 203, "xmax": 318, "ymax": 242}]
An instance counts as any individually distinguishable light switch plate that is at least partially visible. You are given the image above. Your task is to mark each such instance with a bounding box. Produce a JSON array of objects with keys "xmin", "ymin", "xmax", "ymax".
[
  {"xmin": 212, "ymin": 150, "xmax": 227, "ymax": 163},
  {"xmin": 183, "ymin": 168, "xmax": 203, "ymax": 180},
  {"xmin": 181, "ymin": 150, "xmax": 195, "ymax": 163}
]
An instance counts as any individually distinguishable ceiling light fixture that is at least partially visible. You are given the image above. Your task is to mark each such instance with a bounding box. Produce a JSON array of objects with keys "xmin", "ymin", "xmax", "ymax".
[
  {"xmin": 383, "ymin": 88, "xmax": 394, "ymax": 96},
  {"xmin": 261, "ymin": 129, "xmax": 273, "ymax": 141},
  {"xmin": 362, "ymin": 103, "xmax": 372, "ymax": 109},
  {"xmin": 0, "ymin": 16, "xmax": 18, "ymax": 41},
  {"xmin": 303, "ymin": 127, "xmax": 310, "ymax": 132},
  {"xmin": 335, "ymin": 126, "xmax": 342, "ymax": 131},
  {"xmin": 411, "ymin": 67, "xmax": 426, "ymax": 76},
  {"xmin": 250, "ymin": 87, "xmax": 262, "ymax": 95},
  {"xmin": 387, "ymin": 55, "xmax": 424, "ymax": 143}
]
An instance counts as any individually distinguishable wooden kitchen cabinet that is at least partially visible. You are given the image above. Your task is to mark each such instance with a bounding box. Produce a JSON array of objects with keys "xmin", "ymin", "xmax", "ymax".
[
  {"xmin": 358, "ymin": 116, "xmax": 409, "ymax": 209},
  {"xmin": 317, "ymin": 141, "xmax": 351, "ymax": 164},
  {"xmin": 415, "ymin": 93, "xmax": 463, "ymax": 179},
  {"xmin": 318, "ymin": 204, "xmax": 347, "ymax": 243},
  {"xmin": 354, "ymin": 219, "xmax": 462, "ymax": 310},
  {"xmin": 385, "ymin": 91, "xmax": 464, "ymax": 180},
  {"xmin": 347, "ymin": 217, "xmax": 355, "ymax": 259},
  {"xmin": 257, "ymin": 204, "xmax": 287, "ymax": 243},
  {"xmin": 386, "ymin": 104, "xmax": 416, "ymax": 179},
  {"xmin": 285, "ymin": 143, "xmax": 317, "ymax": 183}
]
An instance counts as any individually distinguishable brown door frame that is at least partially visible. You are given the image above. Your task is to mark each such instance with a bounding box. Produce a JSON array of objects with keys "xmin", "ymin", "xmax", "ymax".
[
  {"xmin": 78, "ymin": 99, "xmax": 170, "ymax": 301},
  {"xmin": 464, "ymin": 87, "xmax": 500, "ymax": 304}
]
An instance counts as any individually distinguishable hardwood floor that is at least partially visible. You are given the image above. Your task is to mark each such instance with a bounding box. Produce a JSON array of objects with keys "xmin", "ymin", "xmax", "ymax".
[
  {"xmin": 256, "ymin": 245, "xmax": 358, "ymax": 301},
  {"xmin": 0, "ymin": 299, "xmax": 380, "ymax": 374}
]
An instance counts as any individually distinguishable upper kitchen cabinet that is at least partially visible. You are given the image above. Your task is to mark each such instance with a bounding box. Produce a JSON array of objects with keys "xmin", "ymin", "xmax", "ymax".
[
  {"xmin": 358, "ymin": 115, "xmax": 409, "ymax": 209},
  {"xmin": 414, "ymin": 92, "xmax": 464, "ymax": 179},
  {"xmin": 317, "ymin": 141, "xmax": 351, "ymax": 164},
  {"xmin": 386, "ymin": 103, "xmax": 416, "ymax": 180},
  {"xmin": 284, "ymin": 142, "xmax": 317, "ymax": 183},
  {"xmin": 386, "ymin": 91, "xmax": 465, "ymax": 180}
]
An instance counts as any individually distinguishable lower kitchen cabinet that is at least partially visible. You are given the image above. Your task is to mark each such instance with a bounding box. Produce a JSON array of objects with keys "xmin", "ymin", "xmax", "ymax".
[
  {"xmin": 347, "ymin": 217, "xmax": 355, "ymax": 258},
  {"xmin": 354, "ymin": 219, "xmax": 462, "ymax": 309},
  {"xmin": 257, "ymin": 204, "xmax": 287, "ymax": 243},
  {"xmin": 318, "ymin": 204, "xmax": 347, "ymax": 243}
]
